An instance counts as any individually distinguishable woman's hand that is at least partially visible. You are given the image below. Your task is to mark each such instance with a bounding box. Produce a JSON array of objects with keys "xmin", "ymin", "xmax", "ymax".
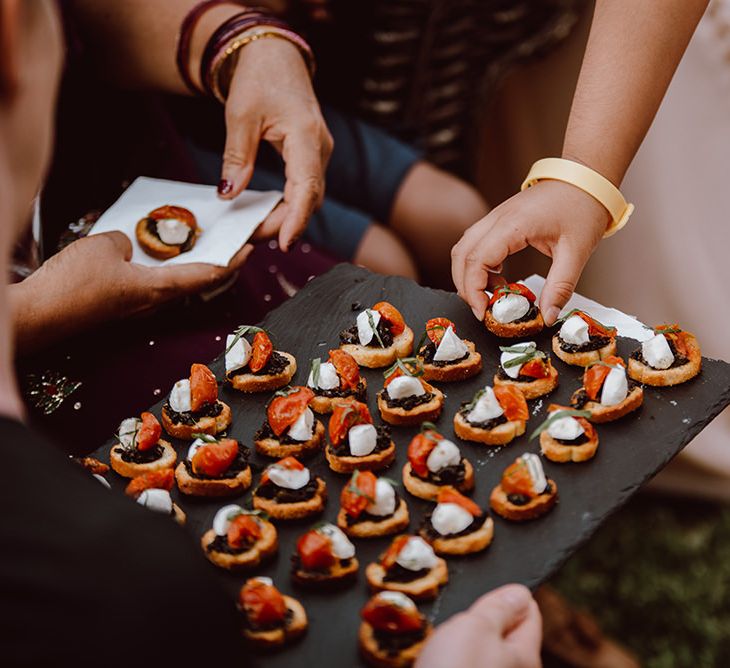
[
  {"xmin": 451, "ymin": 180, "xmax": 609, "ymax": 325},
  {"xmin": 417, "ymin": 584, "xmax": 542, "ymax": 668},
  {"xmin": 10, "ymin": 232, "xmax": 252, "ymax": 353},
  {"xmin": 219, "ymin": 37, "xmax": 333, "ymax": 251}
]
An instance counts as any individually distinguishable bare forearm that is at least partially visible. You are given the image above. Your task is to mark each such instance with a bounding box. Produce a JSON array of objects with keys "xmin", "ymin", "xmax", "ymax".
[
  {"xmin": 68, "ymin": 1, "xmax": 249, "ymax": 93},
  {"xmin": 563, "ymin": 0, "xmax": 708, "ymax": 185}
]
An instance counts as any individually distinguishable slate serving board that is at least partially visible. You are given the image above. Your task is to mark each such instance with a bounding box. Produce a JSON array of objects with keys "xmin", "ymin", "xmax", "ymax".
[{"xmin": 95, "ymin": 264, "xmax": 730, "ymax": 667}]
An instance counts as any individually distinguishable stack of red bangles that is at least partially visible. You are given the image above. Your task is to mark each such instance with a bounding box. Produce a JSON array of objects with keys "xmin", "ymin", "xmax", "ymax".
[{"xmin": 176, "ymin": 0, "xmax": 315, "ymax": 103}]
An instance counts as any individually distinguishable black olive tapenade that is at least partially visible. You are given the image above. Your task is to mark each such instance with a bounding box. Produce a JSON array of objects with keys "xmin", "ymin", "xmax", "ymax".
[
  {"xmin": 242, "ymin": 607, "xmax": 293, "ymax": 633},
  {"xmin": 411, "ymin": 461, "xmax": 467, "ymax": 487},
  {"xmin": 629, "ymin": 338, "xmax": 689, "ymax": 369},
  {"xmin": 255, "ymin": 477, "xmax": 320, "ymax": 504},
  {"xmin": 227, "ymin": 351, "xmax": 291, "ymax": 379},
  {"xmin": 340, "ymin": 319, "xmax": 394, "ymax": 348},
  {"xmin": 505, "ymin": 481, "xmax": 554, "ymax": 507},
  {"xmin": 557, "ymin": 334, "xmax": 612, "ymax": 354},
  {"xmin": 329, "ymin": 425, "xmax": 392, "ymax": 455},
  {"xmin": 162, "ymin": 401, "xmax": 224, "ymax": 426},
  {"xmin": 145, "ymin": 217, "xmax": 195, "ymax": 251},
  {"xmin": 496, "ymin": 365, "xmax": 548, "ymax": 383},
  {"xmin": 381, "ymin": 389, "xmax": 434, "ymax": 410},
  {"xmin": 207, "ymin": 533, "xmax": 257, "ymax": 555},
  {"xmin": 374, "ymin": 627, "xmax": 426, "ymax": 657},
  {"xmin": 572, "ymin": 379, "xmax": 640, "ymax": 409},
  {"xmin": 487, "ymin": 302, "xmax": 538, "ymax": 324},
  {"xmin": 311, "ymin": 380, "xmax": 367, "ymax": 401},
  {"xmin": 255, "ymin": 419, "xmax": 314, "ymax": 445},
  {"xmin": 457, "ymin": 405, "xmax": 509, "ymax": 431},
  {"xmin": 418, "ymin": 341, "xmax": 469, "ymax": 367},
  {"xmin": 421, "ymin": 510, "xmax": 488, "ymax": 541},
  {"xmin": 113, "ymin": 443, "xmax": 164, "ymax": 464},
  {"xmin": 382, "ymin": 564, "xmax": 431, "ymax": 583},
  {"xmin": 554, "ymin": 433, "xmax": 590, "ymax": 446}
]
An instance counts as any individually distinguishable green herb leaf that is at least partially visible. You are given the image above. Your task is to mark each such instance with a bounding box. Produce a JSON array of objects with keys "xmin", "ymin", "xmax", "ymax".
[
  {"xmin": 653, "ymin": 325, "xmax": 682, "ymax": 335},
  {"xmin": 274, "ymin": 385, "xmax": 300, "ymax": 397},
  {"xmin": 310, "ymin": 358, "xmax": 321, "ymax": 388},
  {"xmin": 463, "ymin": 388, "xmax": 486, "ymax": 412},
  {"xmin": 420, "ymin": 421, "xmax": 440, "ymax": 434},
  {"xmin": 494, "ymin": 284, "xmax": 523, "ymax": 297},
  {"xmin": 191, "ymin": 433, "xmax": 218, "ymax": 444},
  {"xmin": 383, "ymin": 357, "xmax": 424, "ymax": 379},
  {"xmin": 499, "ymin": 343, "xmax": 537, "ymax": 354},
  {"xmin": 225, "ymin": 325, "xmax": 266, "ymax": 355},
  {"xmin": 529, "ymin": 409, "xmax": 592, "ymax": 441},
  {"xmin": 366, "ymin": 310, "xmax": 385, "ymax": 348}
]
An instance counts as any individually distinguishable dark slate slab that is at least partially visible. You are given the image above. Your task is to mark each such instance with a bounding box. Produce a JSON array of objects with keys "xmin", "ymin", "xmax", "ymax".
[{"xmin": 94, "ymin": 264, "xmax": 730, "ymax": 667}]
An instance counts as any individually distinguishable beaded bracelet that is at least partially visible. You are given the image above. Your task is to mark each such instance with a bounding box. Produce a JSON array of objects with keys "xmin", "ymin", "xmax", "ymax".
[{"xmin": 176, "ymin": 0, "xmax": 253, "ymax": 94}]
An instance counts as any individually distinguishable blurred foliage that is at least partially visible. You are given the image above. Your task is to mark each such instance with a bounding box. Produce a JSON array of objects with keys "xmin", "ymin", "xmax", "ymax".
[{"xmin": 550, "ymin": 494, "xmax": 730, "ymax": 668}]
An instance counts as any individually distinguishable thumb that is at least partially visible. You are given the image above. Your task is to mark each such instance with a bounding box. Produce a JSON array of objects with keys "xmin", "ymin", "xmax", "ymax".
[
  {"xmin": 540, "ymin": 243, "xmax": 585, "ymax": 325},
  {"xmin": 468, "ymin": 584, "xmax": 533, "ymax": 636},
  {"xmin": 99, "ymin": 230, "xmax": 133, "ymax": 261},
  {"xmin": 218, "ymin": 111, "xmax": 260, "ymax": 199}
]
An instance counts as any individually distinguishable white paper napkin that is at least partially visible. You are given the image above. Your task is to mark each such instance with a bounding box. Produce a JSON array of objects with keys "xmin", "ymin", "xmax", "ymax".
[
  {"xmin": 89, "ymin": 177, "xmax": 282, "ymax": 267},
  {"xmin": 518, "ymin": 274, "xmax": 654, "ymax": 342}
]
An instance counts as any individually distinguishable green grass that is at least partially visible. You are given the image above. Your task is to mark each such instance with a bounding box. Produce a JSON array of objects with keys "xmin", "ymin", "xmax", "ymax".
[{"xmin": 550, "ymin": 494, "xmax": 730, "ymax": 667}]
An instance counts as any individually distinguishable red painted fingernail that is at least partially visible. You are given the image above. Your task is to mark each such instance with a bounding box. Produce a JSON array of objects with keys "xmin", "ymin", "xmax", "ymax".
[{"xmin": 217, "ymin": 179, "xmax": 232, "ymax": 196}]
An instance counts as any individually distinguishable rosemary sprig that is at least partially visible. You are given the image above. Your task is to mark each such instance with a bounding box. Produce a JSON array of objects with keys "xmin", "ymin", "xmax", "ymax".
[
  {"xmin": 310, "ymin": 358, "xmax": 321, "ymax": 387},
  {"xmin": 500, "ymin": 343, "xmax": 544, "ymax": 369},
  {"xmin": 366, "ymin": 310, "xmax": 385, "ymax": 348},
  {"xmin": 463, "ymin": 388, "xmax": 486, "ymax": 412},
  {"xmin": 499, "ymin": 343, "xmax": 537, "ymax": 354},
  {"xmin": 191, "ymin": 433, "xmax": 218, "ymax": 444},
  {"xmin": 114, "ymin": 420, "xmax": 140, "ymax": 451},
  {"xmin": 529, "ymin": 409, "xmax": 591, "ymax": 441},
  {"xmin": 494, "ymin": 284, "xmax": 523, "ymax": 298},
  {"xmin": 225, "ymin": 325, "xmax": 266, "ymax": 355}
]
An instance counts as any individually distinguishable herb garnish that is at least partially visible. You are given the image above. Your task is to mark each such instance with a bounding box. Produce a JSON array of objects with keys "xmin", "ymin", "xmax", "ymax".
[
  {"xmin": 225, "ymin": 325, "xmax": 266, "ymax": 355},
  {"xmin": 529, "ymin": 409, "xmax": 591, "ymax": 440},
  {"xmin": 366, "ymin": 310, "xmax": 385, "ymax": 348},
  {"xmin": 383, "ymin": 357, "xmax": 423, "ymax": 379},
  {"xmin": 310, "ymin": 358, "xmax": 321, "ymax": 388}
]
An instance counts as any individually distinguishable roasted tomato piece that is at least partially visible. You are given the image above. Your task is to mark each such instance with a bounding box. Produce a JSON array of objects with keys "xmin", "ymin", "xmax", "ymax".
[
  {"xmin": 260, "ymin": 456, "xmax": 304, "ymax": 485},
  {"xmin": 240, "ymin": 579, "xmax": 287, "ymax": 627},
  {"xmin": 501, "ymin": 460, "xmax": 536, "ymax": 498},
  {"xmin": 383, "ymin": 360, "xmax": 421, "ymax": 388},
  {"xmin": 583, "ymin": 356, "xmax": 625, "ymax": 401},
  {"xmin": 190, "ymin": 363, "xmax": 218, "ymax": 411},
  {"xmin": 488, "ymin": 283, "xmax": 536, "ymax": 306},
  {"xmin": 249, "ymin": 331, "xmax": 274, "ymax": 373},
  {"xmin": 436, "ymin": 486, "xmax": 481, "ymax": 516},
  {"xmin": 191, "ymin": 438, "xmax": 239, "ymax": 477},
  {"xmin": 361, "ymin": 596, "xmax": 423, "ymax": 634},
  {"xmin": 577, "ymin": 312, "xmax": 616, "ymax": 339},
  {"xmin": 125, "ymin": 469, "xmax": 175, "ymax": 498},
  {"xmin": 425, "ymin": 317, "xmax": 455, "ymax": 345},
  {"xmin": 373, "ymin": 301, "xmax": 406, "ymax": 335},
  {"xmin": 329, "ymin": 349, "xmax": 361, "ymax": 391},
  {"xmin": 493, "ymin": 386, "xmax": 528, "ymax": 422},
  {"xmin": 380, "ymin": 535, "xmax": 411, "ymax": 569},
  {"xmin": 656, "ymin": 325, "xmax": 690, "ymax": 358},
  {"xmin": 267, "ymin": 387, "xmax": 314, "ymax": 437},
  {"xmin": 340, "ymin": 470, "xmax": 377, "ymax": 519},
  {"xmin": 407, "ymin": 432, "xmax": 439, "ymax": 478},
  {"xmin": 520, "ymin": 358, "xmax": 549, "ymax": 379},
  {"xmin": 148, "ymin": 205, "xmax": 196, "ymax": 229},
  {"xmin": 297, "ymin": 530, "xmax": 336, "ymax": 571},
  {"xmin": 227, "ymin": 513, "xmax": 262, "ymax": 549},
  {"xmin": 328, "ymin": 399, "xmax": 372, "ymax": 445},
  {"xmin": 135, "ymin": 412, "xmax": 162, "ymax": 452}
]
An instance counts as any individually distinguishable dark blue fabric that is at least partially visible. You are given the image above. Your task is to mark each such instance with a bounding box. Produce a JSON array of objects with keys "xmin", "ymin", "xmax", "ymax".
[{"xmin": 188, "ymin": 105, "xmax": 420, "ymax": 259}]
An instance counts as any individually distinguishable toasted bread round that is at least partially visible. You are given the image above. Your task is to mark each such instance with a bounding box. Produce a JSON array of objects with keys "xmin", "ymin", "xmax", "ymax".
[
  {"xmin": 135, "ymin": 216, "xmax": 198, "ymax": 261},
  {"xmin": 359, "ymin": 620, "xmax": 431, "ymax": 668},
  {"xmin": 484, "ymin": 308, "xmax": 544, "ymax": 339},
  {"xmin": 325, "ymin": 440, "xmax": 396, "ymax": 474},
  {"xmin": 421, "ymin": 516, "xmax": 494, "ymax": 556},
  {"xmin": 419, "ymin": 341, "xmax": 482, "ymax": 383},
  {"xmin": 340, "ymin": 328, "xmax": 414, "ymax": 369},
  {"xmin": 490, "ymin": 480, "xmax": 558, "ymax": 521},
  {"xmin": 309, "ymin": 379, "xmax": 368, "ymax": 414},
  {"xmin": 402, "ymin": 461, "xmax": 474, "ymax": 501},
  {"xmin": 252, "ymin": 477, "xmax": 327, "ymax": 520},
  {"xmin": 365, "ymin": 557, "xmax": 448, "ymax": 601},
  {"xmin": 292, "ymin": 556, "xmax": 359, "ymax": 587},
  {"xmin": 552, "ymin": 335, "xmax": 617, "ymax": 367},
  {"xmin": 161, "ymin": 401, "xmax": 232, "ymax": 440},
  {"xmin": 540, "ymin": 430, "xmax": 599, "ymax": 463},
  {"xmin": 174, "ymin": 461, "xmax": 252, "ymax": 497},
  {"xmin": 377, "ymin": 383, "xmax": 444, "ymax": 427},
  {"xmin": 627, "ymin": 334, "xmax": 701, "ymax": 386},
  {"xmin": 453, "ymin": 411, "xmax": 526, "ymax": 446},
  {"xmin": 227, "ymin": 352, "xmax": 297, "ymax": 392},
  {"xmin": 255, "ymin": 420, "xmax": 325, "ymax": 459},
  {"xmin": 242, "ymin": 595, "xmax": 308, "ymax": 648},
  {"xmin": 109, "ymin": 439, "xmax": 177, "ymax": 479},
  {"xmin": 338, "ymin": 498, "xmax": 410, "ymax": 538},
  {"xmin": 493, "ymin": 363, "xmax": 559, "ymax": 400},
  {"xmin": 201, "ymin": 519, "xmax": 278, "ymax": 571},
  {"xmin": 574, "ymin": 385, "xmax": 644, "ymax": 423}
]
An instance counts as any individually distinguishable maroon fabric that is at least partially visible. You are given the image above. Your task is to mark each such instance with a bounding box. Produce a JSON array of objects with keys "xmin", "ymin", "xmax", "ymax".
[{"xmin": 16, "ymin": 241, "xmax": 339, "ymax": 457}]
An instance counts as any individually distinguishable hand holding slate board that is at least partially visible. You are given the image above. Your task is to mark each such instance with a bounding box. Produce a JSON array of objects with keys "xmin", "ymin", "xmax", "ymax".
[{"xmin": 94, "ymin": 264, "xmax": 730, "ymax": 667}]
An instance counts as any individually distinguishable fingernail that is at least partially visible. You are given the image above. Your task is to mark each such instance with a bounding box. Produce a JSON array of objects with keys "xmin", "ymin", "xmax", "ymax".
[
  {"xmin": 498, "ymin": 584, "xmax": 531, "ymax": 610},
  {"xmin": 545, "ymin": 306, "xmax": 560, "ymax": 325},
  {"xmin": 217, "ymin": 179, "xmax": 233, "ymax": 196}
]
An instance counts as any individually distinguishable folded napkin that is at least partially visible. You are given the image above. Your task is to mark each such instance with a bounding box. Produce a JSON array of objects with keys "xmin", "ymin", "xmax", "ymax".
[{"xmin": 89, "ymin": 177, "xmax": 282, "ymax": 267}]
